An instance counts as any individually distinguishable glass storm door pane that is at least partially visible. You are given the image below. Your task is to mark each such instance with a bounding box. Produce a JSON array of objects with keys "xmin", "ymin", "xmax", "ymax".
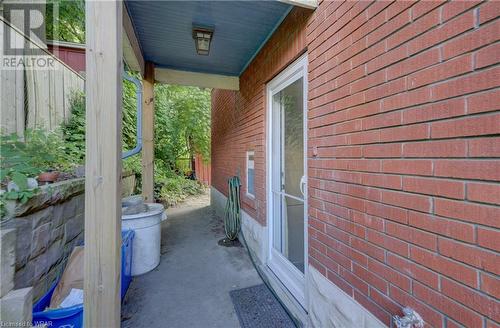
[{"xmin": 271, "ymin": 78, "xmax": 305, "ymax": 273}]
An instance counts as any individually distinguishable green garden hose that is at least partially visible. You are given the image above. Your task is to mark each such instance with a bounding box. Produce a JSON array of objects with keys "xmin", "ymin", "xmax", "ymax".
[{"xmin": 224, "ymin": 176, "xmax": 241, "ymax": 240}]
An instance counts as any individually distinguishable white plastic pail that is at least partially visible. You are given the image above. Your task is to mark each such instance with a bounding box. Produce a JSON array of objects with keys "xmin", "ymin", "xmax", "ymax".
[{"xmin": 122, "ymin": 203, "xmax": 165, "ymax": 275}]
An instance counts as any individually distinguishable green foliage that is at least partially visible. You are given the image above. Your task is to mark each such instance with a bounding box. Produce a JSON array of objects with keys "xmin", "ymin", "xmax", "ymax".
[
  {"xmin": 2, "ymin": 189, "xmax": 37, "ymax": 205},
  {"xmin": 2, "ymin": 79, "xmax": 209, "ymax": 211},
  {"xmin": 1, "ymin": 91, "xmax": 87, "ymax": 216},
  {"xmin": 0, "ymin": 128, "xmax": 83, "ymax": 216},
  {"xmin": 152, "ymin": 85, "xmax": 210, "ymax": 205},
  {"xmin": 154, "ymin": 85, "xmax": 211, "ymax": 170},
  {"xmin": 62, "ymin": 91, "xmax": 86, "ymax": 162},
  {"xmin": 61, "ymin": 79, "xmax": 142, "ymax": 160},
  {"xmin": 41, "ymin": 1, "xmax": 209, "ymax": 206},
  {"xmin": 156, "ymin": 174, "xmax": 205, "ymax": 207},
  {"xmin": 1, "ymin": 128, "xmax": 81, "ymax": 182},
  {"xmin": 122, "ymin": 78, "xmax": 140, "ymax": 151},
  {"xmin": 122, "ymin": 83, "xmax": 210, "ymax": 204},
  {"xmin": 124, "ymin": 157, "xmax": 205, "ymax": 207},
  {"xmin": 1, "ymin": 134, "xmax": 41, "ymax": 182},
  {"xmin": 46, "ymin": 0, "xmax": 85, "ymax": 43},
  {"xmin": 123, "ymin": 155, "xmax": 142, "ymax": 191}
]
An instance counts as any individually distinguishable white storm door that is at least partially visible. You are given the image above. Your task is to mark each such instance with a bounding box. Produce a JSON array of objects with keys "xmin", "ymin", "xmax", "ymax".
[{"xmin": 267, "ymin": 54, "xmax": 308, "ymax": 306}]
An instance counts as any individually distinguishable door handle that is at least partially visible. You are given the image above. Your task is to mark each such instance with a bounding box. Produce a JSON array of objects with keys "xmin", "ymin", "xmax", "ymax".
[{"xmin": 299, "ymin": 175, "xmax": 306, "ymax": 197}]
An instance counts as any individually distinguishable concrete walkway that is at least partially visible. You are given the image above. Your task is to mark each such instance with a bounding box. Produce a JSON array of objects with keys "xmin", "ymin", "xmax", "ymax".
[{"xmin": 122, "ymin": 193, "xmax": 262, "ymax": 328}]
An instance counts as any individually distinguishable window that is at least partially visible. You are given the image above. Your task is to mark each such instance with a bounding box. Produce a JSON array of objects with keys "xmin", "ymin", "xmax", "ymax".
[{"xmin": 246, "ymin": 151, "xmax": 255, "ymax": 197}]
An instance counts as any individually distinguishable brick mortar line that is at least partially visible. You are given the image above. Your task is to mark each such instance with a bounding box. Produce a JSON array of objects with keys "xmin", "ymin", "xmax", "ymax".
[
  {"xmin": 307, "ymin": 85, "xmax": 499, "ymax": 127},
  {"xmin": 308, "ymin": 65, "xmax": 499, "ymax": 114},
  {"xmin": 308, "ymin": 17, "xmax": 499, "ymax": 98},
  {"xmin": 309, "ymin": 3, "xmax": 490, "ymax": 84},
  {"xmin": 308, "ymin": 1, "xmax": 415, "ymax": 66},
  {"xmin": 309, "ymin": 224, "xmax": 500, "ymax": 314},
  {"xmin": 309, "ymin": 117, "xmax": 500, "ymax": 140},
  {"xmin": 306, "ymin": 170, "xmax": 500, "ymax": 203},
  {"xmin": 347, "ymin": 57, "xmax": 486, "ymax": 101},
  {"xmin": 308, "ymin": 127, "xmax": 500, "ymax": 145},
  {"xmin": 308, "ymin": 190, "xmax": 498, "ymax": 230},
  {"xmin": 308, "ymin": 175, "xmax": 500, "ymax": 207}
]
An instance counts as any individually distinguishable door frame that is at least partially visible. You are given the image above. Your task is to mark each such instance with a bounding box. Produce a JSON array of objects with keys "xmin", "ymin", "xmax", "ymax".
[{"xmin": 266, "ymin": 53, "xmax": 308, "ymax": 307}]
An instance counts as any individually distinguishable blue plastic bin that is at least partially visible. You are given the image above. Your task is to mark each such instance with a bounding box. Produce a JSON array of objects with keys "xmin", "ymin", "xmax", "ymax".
[
  {"xmin": 33, "ymin": 230, "xmax": 135, "ymax": 328},
  {"xmin": 121, "ymin": 229, "xmax": 134, "ymax": 297}
]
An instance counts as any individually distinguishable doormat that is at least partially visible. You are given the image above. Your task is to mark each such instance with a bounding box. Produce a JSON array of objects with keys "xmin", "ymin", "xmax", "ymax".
[{"xmin": 230, "ymin": 284, "xmax": 296, "ymax": 328}]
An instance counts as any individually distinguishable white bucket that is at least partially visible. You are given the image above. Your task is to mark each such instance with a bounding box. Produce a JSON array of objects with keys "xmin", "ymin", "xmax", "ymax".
[{"xmin": 122, "ymin": 203, "xmax": 165, "ymax": 276}]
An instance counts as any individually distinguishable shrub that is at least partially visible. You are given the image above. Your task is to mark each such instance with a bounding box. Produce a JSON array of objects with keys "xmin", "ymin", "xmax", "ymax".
[
  {"xmin": 1, "ymin": 128, "xmax": 82, "ymax": 182},
  {"xmin": 62, "ymin": 90, "xmax": 86, "ymax": 162},
  {"xmin": 157, "ymin": 175, "xmax": 205, "ymax": 207},
  {"xmin": 0, "ymin": 128, "xmax": 83, "ymax": 217}
]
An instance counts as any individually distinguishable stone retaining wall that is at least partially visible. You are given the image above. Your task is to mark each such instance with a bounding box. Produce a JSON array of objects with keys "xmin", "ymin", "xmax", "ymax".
[{"xmin": 1, "ymin": 179, "xmax": 85, "ymax": 301}]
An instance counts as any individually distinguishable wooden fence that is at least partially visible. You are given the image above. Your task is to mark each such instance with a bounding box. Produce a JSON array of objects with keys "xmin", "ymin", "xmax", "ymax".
[
  {"xmin": 195, "ymin": 154, "xmax": 211, "ymax": 186},
  {"xmin": 1, "ymin": 18, "xmax": 85, "ymax": 136}
]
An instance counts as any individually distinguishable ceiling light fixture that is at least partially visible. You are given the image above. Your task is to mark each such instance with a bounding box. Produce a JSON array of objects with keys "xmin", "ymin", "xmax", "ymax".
[{"xmin": 192, "ymin": 25, "xmax": 214, "ymax": 56}]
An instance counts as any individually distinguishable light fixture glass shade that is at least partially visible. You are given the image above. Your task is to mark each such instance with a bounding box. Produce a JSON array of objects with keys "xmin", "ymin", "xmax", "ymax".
[
  {"xmin": 198, "ymin": 39, "xmax": 210, "ymax": 51},
  {"xmin": 193, "ymin": 26, "xmax": 213, "ymax": 56}
]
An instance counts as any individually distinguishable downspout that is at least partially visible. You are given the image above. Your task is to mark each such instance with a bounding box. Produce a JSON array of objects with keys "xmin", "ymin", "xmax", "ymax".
[{"xmin": 122, "ymin": 70, "xmax": 143, "ymax": 159}]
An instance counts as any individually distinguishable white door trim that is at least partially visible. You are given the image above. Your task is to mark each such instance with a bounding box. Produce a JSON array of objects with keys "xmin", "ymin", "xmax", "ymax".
[{"xmin": 266, "ymin": 53, "xmax": 308, "ymax": 308}]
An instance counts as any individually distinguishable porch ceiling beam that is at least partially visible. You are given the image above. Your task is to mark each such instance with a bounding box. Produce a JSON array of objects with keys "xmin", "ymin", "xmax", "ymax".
[
  {"xmin": 84, "ymin": 1, "xmax": 123, "ymax": 327},
  {"xmin": 278, "ymin": 0, "xmax": 317, "ymax": 9},
  {"xmin": 155, "ymin": 68, "xmax": 239, "ymax": 91},
  {"xmin": 123, "ymin": 5, "xmax": 144, "ymax": 75}
]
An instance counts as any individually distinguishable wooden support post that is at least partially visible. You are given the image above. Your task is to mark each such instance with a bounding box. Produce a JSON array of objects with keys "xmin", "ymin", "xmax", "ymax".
[
  {"xmin": 84, "ymin": 1, "xmax": 122, "ymax": 327},
  {"xmin": 142, "ymin": 61, "xmax": 155, "ymax": 202}
]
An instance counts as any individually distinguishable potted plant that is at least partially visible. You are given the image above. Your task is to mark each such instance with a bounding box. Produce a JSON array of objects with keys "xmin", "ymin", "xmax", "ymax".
[{"xmin": 38, "ymin": 169, "xmax": 60, "ymax": 184}]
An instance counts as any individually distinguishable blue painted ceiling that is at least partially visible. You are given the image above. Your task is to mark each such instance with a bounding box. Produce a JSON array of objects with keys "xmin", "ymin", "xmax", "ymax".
[{"xmin": 125, "ymin": 1, "xmax": 292, "ymax": 76}]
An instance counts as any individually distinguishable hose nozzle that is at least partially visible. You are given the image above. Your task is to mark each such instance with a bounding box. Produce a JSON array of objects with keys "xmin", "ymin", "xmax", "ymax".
[{"xmin": 393, "ymin": 307, "xmax": 424, "ymax": 328}]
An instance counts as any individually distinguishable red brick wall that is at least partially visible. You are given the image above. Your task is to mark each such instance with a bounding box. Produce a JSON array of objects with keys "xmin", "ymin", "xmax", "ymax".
[
  {"xmin": 211, "ymin": 8, "xmax": 310, "ymax": 223},
  {"xmin": 212, "ymin": 1, "xmax": 500, "ymax": 327}
]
